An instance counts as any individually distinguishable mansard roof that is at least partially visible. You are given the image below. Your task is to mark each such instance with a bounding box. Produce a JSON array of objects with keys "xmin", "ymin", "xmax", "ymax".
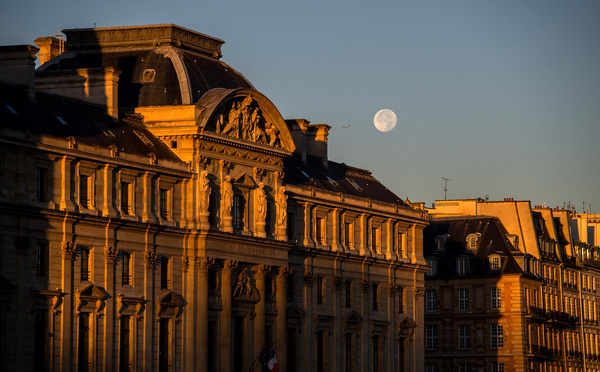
[
  {"xmin": 283, "ymin": 153, "xmax": 408, "ymax": 206},
  {"xmin": 38, "ymin": 24, "xmax": 254, "ymax": 109},
  {"xmin": 0, "ymin": 82, "xmax": 181, "ymax": 162},
  {"xmin": 424, "ymin": 216, "xmax": 524, "ymax": 276}
]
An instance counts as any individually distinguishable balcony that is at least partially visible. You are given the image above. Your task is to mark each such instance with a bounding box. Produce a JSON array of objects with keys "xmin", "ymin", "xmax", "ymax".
[{"xmin": 525, "ymin": 306, "xmax": 546, "ymax": 320}]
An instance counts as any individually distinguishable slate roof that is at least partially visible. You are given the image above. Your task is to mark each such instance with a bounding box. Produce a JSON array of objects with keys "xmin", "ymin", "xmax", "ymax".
[
  {"xmin": 423, "ymin": 216, "xmax": 526, "ymax": 277},
  {"xmin": 38, "ymin": 25, "xmax": 254, "ymax": 109},
  {"xmin": 0, "ymin": 83, "xmax": 180, "ymax": 162},
  {"xmin": 283, "ymin": 154, "xmax": 409, "ymax": 207}
]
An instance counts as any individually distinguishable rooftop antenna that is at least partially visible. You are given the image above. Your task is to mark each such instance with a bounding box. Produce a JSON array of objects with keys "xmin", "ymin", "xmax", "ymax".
[{"xmin": 441, "ymin": 177, "xmax": 451, "ymax": 201}]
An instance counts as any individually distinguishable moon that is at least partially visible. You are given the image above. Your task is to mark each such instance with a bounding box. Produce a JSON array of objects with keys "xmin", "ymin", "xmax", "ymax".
[{"xmin": 373, "ymin": 109, "xmax": 397, "ymax": 132}]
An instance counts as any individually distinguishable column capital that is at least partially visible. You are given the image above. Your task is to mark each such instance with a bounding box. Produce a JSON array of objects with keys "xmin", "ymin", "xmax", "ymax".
[
  {"xmin": 181, "ymin": 256, "xmax": 190, "ymax": 273},
  {"xmin": 277, "ymin": 267, "xmax": 292, "ymax": 279},
  {"xmin": 104, "ymin": 246, "xmax": 118, "ymax": 264},
  {"xmin": 196, "ymin": 256, "xmax": 215, "ymax": 271},
  {"xmin": 253, "ymin": 264, "xmax": 271, "ymax": 279},
  {"xmin": 222, "ymin": 260, "xmax": 238, "ymax": 273},
  {"xmin": 61, "ymin": 242, "xmax": 76, "ymax": 260},
  {"xmin": 413, "ymin": 286, "xmax": 426, "ymax": 298}
]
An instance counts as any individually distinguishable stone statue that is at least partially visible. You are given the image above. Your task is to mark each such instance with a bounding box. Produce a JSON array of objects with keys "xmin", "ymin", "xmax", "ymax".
[
  {"xmin": 199, "ymin": 170, "xmax": 211, "ymax": 214},
  {"xmin": 265, "ymin": 122, "xmax": 280, "ymax": 147},
  {"xmin": 253, "ymin": 108, "xmax": 267, "ymax": 143},
  {"xmin": 222, "ymin": 102, "xmax": 241, "ymax": 137},
  {"xmin": 221, "ymin": 175, "xmax": 233, "ymax": 216},
  {"xmin": 256, "ymin": 182, "xmax": 267, "ymax": 222},
  {"xmin": 276, "ymin": 186, "xmax": 287, "ymax": 227},
  {"xmin": 240, "ymin": 96, "xmax": 254, "ymax": 140}
]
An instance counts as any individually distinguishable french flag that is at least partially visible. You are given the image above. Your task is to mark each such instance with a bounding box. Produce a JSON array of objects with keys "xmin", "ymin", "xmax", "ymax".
[{"xmin": 264, "ymin": 347, "xmax": 278, "ymax": 372}]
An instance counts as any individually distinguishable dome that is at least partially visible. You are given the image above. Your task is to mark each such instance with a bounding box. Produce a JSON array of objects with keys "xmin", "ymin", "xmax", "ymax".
[{"xmin": 37, "ymin": 24, "xmax": 254, "ymax": 108}]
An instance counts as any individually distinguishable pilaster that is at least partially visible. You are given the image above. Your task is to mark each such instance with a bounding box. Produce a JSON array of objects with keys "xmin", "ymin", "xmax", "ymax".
[
  {"xmin": 221, "ymin": 260, "xmax": 237, "ymax": 372},
  {"xmin": 276, "ymin": 267, "xmax": 292, "ymax": 372}
]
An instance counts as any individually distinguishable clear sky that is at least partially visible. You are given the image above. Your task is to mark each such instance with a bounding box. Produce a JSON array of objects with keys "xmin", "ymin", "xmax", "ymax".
[{"xmin": 2, "ymin": 0, "xmax": 599, "ymax": 212}]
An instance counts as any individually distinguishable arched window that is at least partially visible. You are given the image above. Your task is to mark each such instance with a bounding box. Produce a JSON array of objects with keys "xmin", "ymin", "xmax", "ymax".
[
  {"xmin": 490, "ymin": 255, "xmax": 501, "ymax": 271},
  {"xmin": 466, "ymin": 233, "xmax": 480, "ymax": 250},
  {"xmin": 435, "ymin": 235, "xmax": 448, "ymax": 252}
]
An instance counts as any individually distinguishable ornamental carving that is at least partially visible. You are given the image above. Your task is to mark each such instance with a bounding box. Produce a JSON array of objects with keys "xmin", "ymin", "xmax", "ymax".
[
  {"xmin": 388, "ymin": 283, "xmax": 398, "ymax": 297},
  {"xmin": 277, "ymin": 267, "xmax": 292, "ymax": 279},
  {"xmin": 221, "ymin": 176, "xmax": 233, "ymax": 216},
  {"xmin": 210, "ymin": 95, "xmax": 281, "ymax": 147},
  {"xmin": 233, "ymin": 268, "xmax": 260, "ymax": 301},
  {"xmin": 62, "ymin": 242, "xmax": 76, "ymax": 260},
  {"xmin": 196, "ymin": 257, "xmax": 215, "ymax": 271},
  {"xmin": 199, "ymin": 170, "xmax": 211, "ymax": 214},
  {"xmin": 256, "ymin": 183, "xmax": 267, "ymax": 222},
  {"xmin": 222, "ymin": 260, "xmax": 238, "ymax": 273},
  {"xmin": 104, "ymin": 246, "xmax": 118, "ymax": 264},
  {"xmin": 276, "ymin": 186, "xmax": 288, "ymax": 228},
  {"xmin": 145, "ymin": 252, "xmax": 157, "ymax": 269},
  {"xmin": 253, "ymin": 264, "xmax": 271, "ymax": 280},
  {"xmin": 413, "ymin": 287, "xmax": 426, "ymax": 298},
  {"xmin": 333, "ymin": 276, "xmax": 342, "ymax": 291},
  {"xmin": 303, "ymin": 271, "xmax": 314, "ymax": 287},
  {"xmin": 361, "ymin": 279, "xmax": 371, "ymax": 293},
  {"xmin": 181, "ymin": 256, "xmax": 190, "ymax": 273}
]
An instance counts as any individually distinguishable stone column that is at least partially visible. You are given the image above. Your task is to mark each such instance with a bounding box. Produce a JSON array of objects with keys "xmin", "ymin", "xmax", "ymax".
[
  {"xmin": 333, "ymin": 275, "xmax": 343, "ymax": 372},
  {"xmin": 101, "ymin": 164, "xmax": 118, "ymax": 217},
  {"xmin": 221, "ymin": 260, "xmax": 238, "ymax": 372},
  {"xmin": 303, "ymin": 271, "xmax": 314, "ymax": 372},
  {"xmin": 276, "ymin": 267, "xmax": 292, "ymax": 372},
  {"xmin": 197, "ymin": 257, "xmax": 214, "ymax": 370},
  {"xmin": 181, "ymin": 256, "xmax": 194, "ymax": 372},
  {"xmin": 253, "ymin": 264, "xmax": 270, "ymax": 356},
  {"xmin": 60, "ymin": 242, "xmax": 76, "ymax": 371},
  {"xmin": 58, "ymin": 156, "xmax": 76, "ymax": 212},
  {"xmin": 143, "ymin": 252, "xmax": 157, "ymax": 372},
  {"xmin": 387, "ymin": 282, "xmax": 397, "ymax": 372},
  {"xmin": 361, "ymin": 279, "xmax": 371, "ymax": 372},
  {"xmin": 331, "ymin": 208, "xmax": 344, "ymax": 252},
  {"xmin": 103, "ymin": 247, "xmax": 118, "ymax": 372},
  {"xmin": 301, "ymin": 202, "xmax": 315, "ymax": 248}
]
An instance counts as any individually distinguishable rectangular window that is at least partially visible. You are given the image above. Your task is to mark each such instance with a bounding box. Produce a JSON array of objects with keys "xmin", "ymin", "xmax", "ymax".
[
  {"xmin": 457, "ymin": 258, "xmax": 469, "ymax": 276},
  {"xmin": 34, "ymin": 309, "xmax": 49, "ymax": 372},
  {"xmin": 459, "ymin": 363, "xmax": 471, "ymax": 372},
  {"xmin": 426, "ymin": 325, "xmax": 438, "ymax": 350},
  {"xmin": 36, "ymin": 243, "xmax": 49, "ymax": 277},
  {"xmin": 459, "ymin": 325, "xmax": 470, "ymax": 349},
  {"xmin": 316, "ymin": 217, "xmax": 325, "ymax": 244},
  {"xmin": 80, "ymin": 174, "xmax": 90, "ymax": 208},
  {"xmin": 233, "ymin": 194, "xmax": 245, "ymax": 230},
  {"xmin": 36, "ymin": 167, "xmax": 47, "ymax": 202},
  {"xmin": 491, "ymin": 325, "xmax": 504, "ymax": 348},
  {"xmin": 159, "ymin": 318, "xmax": 170, "ymax": 372},
  {"xmin": 161, "ymin": 256, "xmax": 170, "ymax": 289},
  {"xmin": 372, "ymin": 227, "xmax": 380, "ymax": 252},
  {"xmin": 119, "ymin": 316, "xmax": 131, "ymax": 372},
  {"xmin": 373, "ymin": 335, "xmax": 381, "ymax": 372},
  {"xmin": 373, "ymin": 283, "xmax": 380, "ymax": 311},
  {"xmin": 490, "ymin": 257, "xmax": 501, "ymax": 270},
  {"xmin": 397, "ymin": 231, "xmax": 404, "ymax": 257},
  {"xmin": 317, "ymin": 330, "xmax": 326, "ymax": 372},
  {"xmin": 159, "ymin": 188, "xmax": 170, "ymax": 220},
  {"xmin": 459, "ymin": 289, "xmax": 469, "ymax": 310},
  {"xmin": 398, "ymin": 287, "xmax": 404, "ymax": 313},
  {"xmin": 121, "ymin": 182, "xmax": 131, "ymax": 214},
  {"xmin": 345, "ymin": 222, "xmax": 353, "ymax": 248},
  {"xmin": 287, "ymin": 211, "xmax": 295, "ymax": 241},
  {"xmin": 346, "ymin": 280, "xmax": 353, "ymax": 308},
  {"xmin": 81, "ymin": 248, "xmax": 90, "ymax": 282},
  {"xmin": 78, "ymin": 313, "xmax": 90, "ymax": 372},
  {"xmin": 266, "ymin": 201, "xmax": 273, "ymax": 235},
  {"xmin": 287, "ymin": 274, "xmax": 295, "ymax": 302},
  {"xmin": 317, "ymin": 276, "xmax": 325, "ymax": 305},
  {"xmin": 345, "ymin": 333, "xmax": 353, "ymax": 372},
  {"xmin": 426, "ymin": 289, "xmax": 437, "ymax": 311},
  {"xmin": 492, "ymin": 362, "xmax": 504, "ymax": 372},
  {"xmin": 122, "ymin": 252, "xmax": 131, "ymax": 286},
  {"xmin": 426, "ymin": 365, "xmax": 438, "ymax": 372},
  {"xmin": 491, "ymin": 287, "xmax": 501, "ymax": 309}
]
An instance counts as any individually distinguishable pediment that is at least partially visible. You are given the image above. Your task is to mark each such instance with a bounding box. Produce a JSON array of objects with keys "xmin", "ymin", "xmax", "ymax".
[
  {"xmin": 77, "ymin": 283, "xmax": 110, "ymax": 300},
  {"xmin": 156, "ymin": 290, "xmax": 185, "ymax": 321},
  {"xmin": 396, "ymin": 314, "xmax": 417, "ymax": 339},
  {"xmin": 75, "ymin": 283, "xmax": 110, "ymax": 315},
  {"xmin": 344, "ymin": 309, "xmax": 363, "ymax": 323},
  {"xmin": 197, "ymin": 88, "xmax": 295, "ymax": 153},
  {"xmin": 234, "ymin": 173, "xmax": 256, "ymax": 188},
  {"xmin": 287, "ymin": 303, "xmax": 306, "ymax": 319}
]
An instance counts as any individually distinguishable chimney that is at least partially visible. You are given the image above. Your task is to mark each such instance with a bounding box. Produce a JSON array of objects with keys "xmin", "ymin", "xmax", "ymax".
[
  {"xmin": 36, "ymin": 67, "xmax": 121, "ymax": 119},
  {"xmin": 34, "ymin": 36, "xmax": 63, "ymax": 66},
  {"xmin": 0, "ymin": 45, "xmax": 39, "ymax": 98}
]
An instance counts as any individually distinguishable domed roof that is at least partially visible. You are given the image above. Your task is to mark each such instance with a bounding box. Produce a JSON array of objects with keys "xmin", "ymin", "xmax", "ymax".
[{"xmin": 37, "ymin": 24, "xmax": 254, "ymax": 108}]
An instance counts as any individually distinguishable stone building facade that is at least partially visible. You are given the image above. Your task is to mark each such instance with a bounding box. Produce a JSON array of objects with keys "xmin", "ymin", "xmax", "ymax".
[
  {"xmin": 0, "ymin": 24, "xmax": 428, "ymax": 372},
  {"xmin": 425, "ymin": 199, "xmax": 600, "ymax": 372}
]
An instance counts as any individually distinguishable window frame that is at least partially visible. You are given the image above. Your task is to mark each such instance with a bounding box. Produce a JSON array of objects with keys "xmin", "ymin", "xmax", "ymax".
[
  {"xmin": 425, "ymin": 325, "xmax": 438, "ymax": 350},
  {"xmin": 491, "ymin": 324, "xmax": 504, "ymax": 348},
  {"xmin": 491, "ymin": 287, "xmax": 502, "ymax": 309},
  {"xmin": 458, "ymin": 288, "xmax": 469, "ymax": 310},
  {"xmin": 426, "ymin": 289, "xmax": 437, "ymax": 311},
  {"xmin": 459, "ymin": 325, "xmax": 470, "ymax": 349}
]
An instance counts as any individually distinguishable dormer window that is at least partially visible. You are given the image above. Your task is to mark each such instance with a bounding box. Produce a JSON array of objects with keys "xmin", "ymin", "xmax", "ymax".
[
  {"xmin": 490, "ymin": 255, "xmax": 501, "ymax": 271},
  {"xmin": 466, "ymin": 233, "xmax": 480, "ymax": 250},
  {"xmin": 426, "ymin": 258, "xmax": 438, "ymax": 276},
  {"xmin": 435, "ymin": 235, "xmax": 448, "ymax": 252},
  {"xmin": 457, "ymin": 257, "xmax": 469, "ymax": 276},
  {"xmin": 347, "ymin": 178, "xmax": 363, "ymax": 192}
]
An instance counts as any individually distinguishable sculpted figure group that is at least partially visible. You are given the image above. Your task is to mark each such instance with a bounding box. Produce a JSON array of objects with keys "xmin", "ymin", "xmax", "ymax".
[{"xmin": 216, "ymin": 96, "xmax": 280, "ymax": 147}]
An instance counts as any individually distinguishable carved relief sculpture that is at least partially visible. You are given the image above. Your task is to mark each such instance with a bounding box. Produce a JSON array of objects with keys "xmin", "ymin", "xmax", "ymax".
[
  {"xmin": 256, "ymin": 182, "xmax": 267, "ymax": 222},
  {"xmin": 221, "ymin": 176, "xmax": 233, "ymax": 216},
  {"xmin": 276, "ymin": 186, "xmax": 288, "ymax": 227},
  {"xmin": 199, "ymin": 170, "xmax": 211, "ymax": 214}
]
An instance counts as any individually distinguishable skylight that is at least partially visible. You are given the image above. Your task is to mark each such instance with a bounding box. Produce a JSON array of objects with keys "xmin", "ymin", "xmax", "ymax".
[
  {"xmin": 134, "ymin": 130, "xmax": 154, "ymax": 147},
  {"xmin": 347, "ymin": 178, "xmax": 363, "ymax": 192},
  {"xmin": 94, "ymin": 121, "xmax": 115, "ymax": 138},
  {"xmin": 325, "ymin": 175, "xmax": 338, "ymax": 187},
  {"xmin": 55, "ymin": 115, "xmax": 67, "ymax": 126},
  {"xmin": 4, "ymin": 104, "xmax": 17, "ymax": 115}
]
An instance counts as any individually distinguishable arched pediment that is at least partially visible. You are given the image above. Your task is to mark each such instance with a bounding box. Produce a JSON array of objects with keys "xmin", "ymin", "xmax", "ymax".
[{"xmin": 197, "ymin": 88, "xmax": 295, "ymax": 153}]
